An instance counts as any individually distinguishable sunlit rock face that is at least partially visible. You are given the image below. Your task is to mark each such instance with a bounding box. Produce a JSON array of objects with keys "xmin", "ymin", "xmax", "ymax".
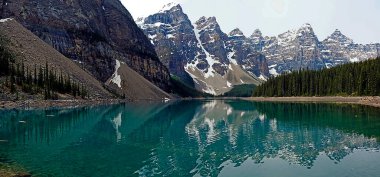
[
  {"xmin": 261, "ymin": 23, "xmax": 325, "ymax": 74},
  {"xmin": 321, "ymin": 29, "xmax": 380, "ymax": 68}
]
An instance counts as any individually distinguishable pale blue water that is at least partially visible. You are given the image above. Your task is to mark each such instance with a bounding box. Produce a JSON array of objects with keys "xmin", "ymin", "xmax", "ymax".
[{"xmin": 0, "ymin": 100, "xmax": 380, "ymax": 177}]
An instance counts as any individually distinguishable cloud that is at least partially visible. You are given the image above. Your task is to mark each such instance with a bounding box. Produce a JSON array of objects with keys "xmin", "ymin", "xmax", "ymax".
[
  {"xmin": 262, "ymin": 0, "xmax": 289, "ymax": 18},
  {"xmin": 271, "ymin": 0, "xmax": 286, "ymax": 15},
  {"xmin": 121, "ymin": 0, "xmax": 185, "ymax": 19}
]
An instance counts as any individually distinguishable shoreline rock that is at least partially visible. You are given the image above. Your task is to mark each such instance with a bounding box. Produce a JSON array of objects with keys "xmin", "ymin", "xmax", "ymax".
[
  {"xmin": 244, "ymin": 96, "xmax": 380, "ymax": 108},
  {"xmin": 0, "ymin": 163, "xmax": 31, "ymax": 177}
]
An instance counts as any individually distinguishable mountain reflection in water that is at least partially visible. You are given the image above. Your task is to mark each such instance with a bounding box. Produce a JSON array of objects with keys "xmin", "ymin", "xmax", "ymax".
[{"xmin": 0, "ymin": 100, "xmax": 379, "ymax": 177}]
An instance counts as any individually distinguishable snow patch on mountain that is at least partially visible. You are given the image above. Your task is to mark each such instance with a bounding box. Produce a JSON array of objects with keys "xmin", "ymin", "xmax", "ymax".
[
  {"xmin": 269, "ymin": 68, "xmax": 279, "ymax": 77},
  {"xmin": 350, "ymin": 57, "xmax": 360, "ymax": 63},
  {"xmin": 193, "ymin": 26, "xmax": 219, "ymax": 78},
  {"xmin": 227, "ymin": 51, "xmax": 237, "ymax": 64},
  {"xmin": 159, "ymin": 2, "xmax": 179, "ymax": 13},
  {"xmin": 259, "ymin": 74, "xmax": 267, "ymax": 81},
  {"xmin": 111, "ymin": 60, "xmax": 122, "ymax": 88},
  {"xmin": 0, "ymin": 18, "xmax": 12, "ymax": 23}
]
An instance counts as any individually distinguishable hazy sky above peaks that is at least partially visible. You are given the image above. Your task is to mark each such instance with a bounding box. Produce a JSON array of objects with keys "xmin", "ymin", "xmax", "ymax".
[{"xmin": 121, "ymin": 0, "xmax": 380, "ymax": 44}]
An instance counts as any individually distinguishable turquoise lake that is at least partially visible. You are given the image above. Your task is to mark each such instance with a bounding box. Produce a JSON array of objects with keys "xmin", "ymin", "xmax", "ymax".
[{"xmin": 1, "ymin": 100, "xmax": 380, "ymax": 177}]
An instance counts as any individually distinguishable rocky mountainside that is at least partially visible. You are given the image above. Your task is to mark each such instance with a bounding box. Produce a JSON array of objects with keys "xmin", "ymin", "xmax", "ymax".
[
  {"xmin": 261, "ymin": 23, "xmax": 325, "ymax": 75},
  {"xmin": 137, "ymin": 3, "xmax": 263, "ymax": 95},
  {"xmin": 0, "ymin": 18, "xmax": 172, "ymax": 100},
  {"xmin": 136, "ymin": 3, "xmax": 197, "ymax": 86},
  {"xmin": 321, "ymin": 29, "xmax": 380, "ymax": 68},
  {"xmin": 0, "ymin": 18, "xmax": 112, "ymax": 99},
  {"xmin": 0, "ymin": 0, "xmax": 171, "ymax": 94},
  {"xmin": 138, "ymin": 3, "xmax": 380, "ymax": 83},
  {"xmin": 259, "ymin": 24, "xmax": 380, "ymax": 74},
  {"xmin": 226, "ymin": 28, "xmax": 269, "ymax": 78}
]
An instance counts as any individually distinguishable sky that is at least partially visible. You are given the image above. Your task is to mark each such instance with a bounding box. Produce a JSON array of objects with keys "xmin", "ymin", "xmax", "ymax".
[{"xmin": 121, "ymin": 0, "xmax": 380, "ymax": 44}]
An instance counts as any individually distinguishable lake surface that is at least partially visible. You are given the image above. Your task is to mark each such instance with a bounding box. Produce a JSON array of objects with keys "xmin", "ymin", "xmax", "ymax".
[{"xmin": 1, "ymin": 100, "xmax": 380, "ymax": 177}]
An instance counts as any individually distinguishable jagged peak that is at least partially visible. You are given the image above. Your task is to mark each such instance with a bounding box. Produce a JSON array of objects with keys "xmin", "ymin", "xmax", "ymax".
[
  {"xmin": 325, "ymin": 29, "xmax": 354, "ymax": 44},
  {"xmin": 298, "ymin": 23, "xmax": 315, "ymax": 34},
  {"xmin": 135, "ymin": 2, "xmax": 182, "ymax": 20},
  {"xmin": 197, "ymin": 16, "xmax": 207, "ymax": 23},
  {"xmin": 158, "ymin": 2, "xmax": 182, "ymax": 13},
  {"xmin": 334, "ymin": 29, "xmax": 341, "ymax": 33},
  {"xmin": 197, "ymin": 16, "xmax": 218, "ymax": 23},
  {"xmin": 195, "ymin": 16, "xmax": 220, "ymax": 30},
  {"xmin": 135, "ymin": 17, "xmax": 144, "ymax": 25},
  {"xmin": 301, "ymin": 23, "xmax": 312, "ymax": 28},
  {"xmin": 250, "ymin": 29, "xmax": 263, "ymax": 38},
  {"xmin": 330, "ymin": 29, "xmax": 348, "ymax": 38},
  {"xmin": 208, "ymin": 16, "xmax": 217, "ymax": 22},
  {"xmin": 229, "ymin": 28, "xmax": 245, "ymax": 37}
]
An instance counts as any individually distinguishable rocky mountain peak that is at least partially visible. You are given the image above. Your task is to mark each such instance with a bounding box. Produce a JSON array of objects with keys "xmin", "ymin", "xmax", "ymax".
[
  {"xmin": 302, "ymin": 23, "xmax": 312, "ymax": 28},
  {"xmin": 194, "ymin": 16, "xmax": 224, "ymax": 39},
  {"xmin": 250, "ymin": 29, "xmax": 265, "ymax": 48},
  {"xmin": 250, "ymin": 29, "xmax": 263, "ymax": 38},
  {"xmin": 159, "ymin": 2, "xmax": 181, "ymax": 13},
  {"xmin": 324, "ymin": 29, "xmax": 354, "ymax": 45},
  {"xmin": 136, "ymin": 2, "xmax": 183, "ymax": 25},
  {"xmin": 334, "ymin": 29, "xmax": 342, "ymax": 34},
  {"xmin": 297, "ymin": 23, "xmax": 316, "ymax": 35},
  {"xmin": 229, "ymin": 28, "xmax": 245, "ymax": 37},
  {"xmin": 195, "ymin": 16, "xmax": 219, "ymax": 29}
]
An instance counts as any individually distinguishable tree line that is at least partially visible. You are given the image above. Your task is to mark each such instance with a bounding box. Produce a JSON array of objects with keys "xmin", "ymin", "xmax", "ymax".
[
  {"xmin": 0, "ymin": 36, "xmax": 88, "ymax": 100},
  {"xmin": 253, "ymin": 57, "xmax": 380, "ymax": 97}
]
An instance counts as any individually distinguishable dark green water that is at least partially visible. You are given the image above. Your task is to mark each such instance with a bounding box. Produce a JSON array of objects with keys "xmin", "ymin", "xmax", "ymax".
[{"xmin": 1, "ymin": 100, "xmax": 380, "ymax": 177}]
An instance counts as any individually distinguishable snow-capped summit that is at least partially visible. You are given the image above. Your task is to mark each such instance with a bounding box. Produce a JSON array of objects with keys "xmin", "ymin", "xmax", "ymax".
[
  {"xmin": 159, "ymin": 2, "xmax": 180, "ymax": 13},
  {"xmin": 226, "ymin": 27, "xmax": 269, "ymax": 78},
  {"xmin": 324, "ymin": 29, "xmax": 354, "ymax": 45},
  {"xmin": 229, "ymin": 28, "xmax": 245, "ymax": 37},
  {"xmin": 195, "ymin": 16, "xmax": 220, "ymax": 32},
  {"xmin": 194, "ymin": 16, "xmax": 229, "ymax": 75},
  {"xmin": 321, "ymin": 29, "xmax": 378, "ymax": 66},
  {"xmin": 138, "ymin": 6, "xmax": 380, "ymax": 94},
  {"xmin": 249, "ymin": 29, "xmax": 266, "ymax": 51},
  {"xmin": 261, "ymin": 23, "xmax": 324, "ymax": 74},
  {"xmin": 138, "ymin": 11, "xmax": 263, "ymax": 95},
  {"xmin": 297, "ymin": 23, "xmax": 316, "ymax": 35},
  {"xmin": 250, "ymin": 29, "xmax": 262, "ymax": 39},
  {"xmin": 301, "ymin": 23, "xmax": 312, "ymax": 28}
]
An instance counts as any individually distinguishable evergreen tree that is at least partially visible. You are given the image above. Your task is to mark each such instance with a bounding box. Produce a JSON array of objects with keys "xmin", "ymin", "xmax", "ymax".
[{"xmin": 253, "ymin": 57, "xmax": 380, "ymax": 97}]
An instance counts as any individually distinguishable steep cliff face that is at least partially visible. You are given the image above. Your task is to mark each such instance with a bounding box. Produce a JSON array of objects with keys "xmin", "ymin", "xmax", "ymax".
[
  {"xmin": 262, "ymin": 23, "xmax": 325, "ymax": 74},
  {"xmin": 226, "ymin": 28, "xmax": 269, "ymax": 78},
  {"xmin": 138, "ymin": 3, "xmax": 263, "ymax": 95},
  {"xmin": 137, "ymin": 3, "xmax": 197, "ymax": 86},
  {"xmin": 322, "ymin": 29, "xmax": 380, "ymax": 68},
  {"xmin": 0, "ymin": 19, "xmax": 113, "ymax": 99},
  {"xmin": 0, "ymin": 0, "xmax": 170, "ymax": 91},
  {"xmin": 194, "ymin": 16, "xmax": 230, "ymax": 76}
]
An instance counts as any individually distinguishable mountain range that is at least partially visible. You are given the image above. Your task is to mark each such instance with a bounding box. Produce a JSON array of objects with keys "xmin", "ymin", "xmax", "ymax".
[
  {"xmin": 137, "ymin": 2, "xmax": 380, "ymax": 95},
  {"xmin": 0, "ymin": 0, "xmax": 379, "ymax": 99}
]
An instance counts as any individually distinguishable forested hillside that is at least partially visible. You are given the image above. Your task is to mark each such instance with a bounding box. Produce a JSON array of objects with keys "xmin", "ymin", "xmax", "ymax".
[
  {"xmin": 253, "ymin": 57, "xmax": 380, "ymax": 97},
  {"xmin": 0, "ymin": 35, "xmax": 88, "ymax": 100}
]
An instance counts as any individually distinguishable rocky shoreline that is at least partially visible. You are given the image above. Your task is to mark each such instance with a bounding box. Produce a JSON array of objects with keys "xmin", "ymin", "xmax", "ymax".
[
  {"xmin": 0, "ymin": 163, "xmax": 31, "ymax": 177},
  {"xmin": 245, "ymin": 96, "xmax": 380, "ymax": 108},
  {"xmin": 1, "ymin": 97, "xmax": 380, "ymax": 110},
  {"xmin": 0, "ymin": 99, "xmax": 130, "ymax": 110}
]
